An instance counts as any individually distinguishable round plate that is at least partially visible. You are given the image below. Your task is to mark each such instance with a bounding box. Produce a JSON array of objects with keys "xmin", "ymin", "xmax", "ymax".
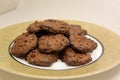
[
  {"xmin": 0, "ymin": 20, "xmax": 120, "ymax": 80},
  {"xmin": 9, "ymin": 35, "xmax": 103, "ymax": 70}
]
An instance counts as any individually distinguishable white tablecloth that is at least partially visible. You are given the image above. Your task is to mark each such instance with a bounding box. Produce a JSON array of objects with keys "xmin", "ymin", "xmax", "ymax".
[{"xmin": 0, "ymin": 0, "xmax": 120, "ymax": 80}]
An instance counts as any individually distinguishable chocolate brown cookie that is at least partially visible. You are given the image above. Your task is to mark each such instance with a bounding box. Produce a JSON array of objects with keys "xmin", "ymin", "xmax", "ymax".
[
  {"xmin": 41, "ymin": 19, "xmax": 71, "ymax": 34},
  {"xmin": 39, "ymin": 34, "xmax": 69, "ymax": 53},
  {"xmin": 70, "ymin": 35, "xmax": 97, "ymax": 53},
  {"xmin": 69, "ymin": 24, "xmax": 87, "ymax": 36},
  {"xmin": 60, "ymin": 47, "xmax": 92, "ymax": 66},
  {"xmin": 26, "ymin": 49, "xmax": 58, "ymax": 66},
  {"xmin": 27, "ymin": 21, "xmax": 43, "ymax": 32},
  {"xmin": 11, "ymin": 33, "xmax": 37, "ymax": 57}
]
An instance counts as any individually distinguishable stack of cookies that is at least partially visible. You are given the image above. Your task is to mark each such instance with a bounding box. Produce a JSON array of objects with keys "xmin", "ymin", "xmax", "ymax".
[{"xmin": 11, "ymin": 19, "xmax": 97, "ymax": 66}]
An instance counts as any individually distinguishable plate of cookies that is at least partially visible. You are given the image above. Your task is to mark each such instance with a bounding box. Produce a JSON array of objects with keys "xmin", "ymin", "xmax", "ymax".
[{"xmin": 0, "ymin": 19, "xmax": 120, "ymax": 80}]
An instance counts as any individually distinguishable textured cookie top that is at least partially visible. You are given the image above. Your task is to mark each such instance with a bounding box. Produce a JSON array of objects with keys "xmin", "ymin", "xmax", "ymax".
[
  {"xmin": 27, "ymin": 19, "xmax": 71, "ymax": 35},
  {"xmin": 69, "ymin": 24, "xmax": 87, "ymax": 36},
  {"xmin": 60, "ymin": 47, "xmax": 92, "ymax": 66},
  {"xmin": 11, "ymin": 33, "xmax": 37, "ymax": 57},
  {"xmin": 39, "ymin": 34, "xmax": 69, "ymax": 53},
  {"xmin": 70, "ymin": 35, "xmax": 97, "ymax": 53},
  {"xmin": 27, "ymin": 21, "xmax": 43, "ymax": 32},
  {"xmin": 27, "ymin": 49, "xmax": 58, "ymax": 66},
  {"xmin": 41, "ymin": 19, "xmax": 71, "ymax": 34}
]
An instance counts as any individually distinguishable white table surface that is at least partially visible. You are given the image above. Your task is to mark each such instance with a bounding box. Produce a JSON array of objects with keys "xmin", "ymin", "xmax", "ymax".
[{"xmin": 0, "ymin": 0, "xmax": 120, "ymax": 80}]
